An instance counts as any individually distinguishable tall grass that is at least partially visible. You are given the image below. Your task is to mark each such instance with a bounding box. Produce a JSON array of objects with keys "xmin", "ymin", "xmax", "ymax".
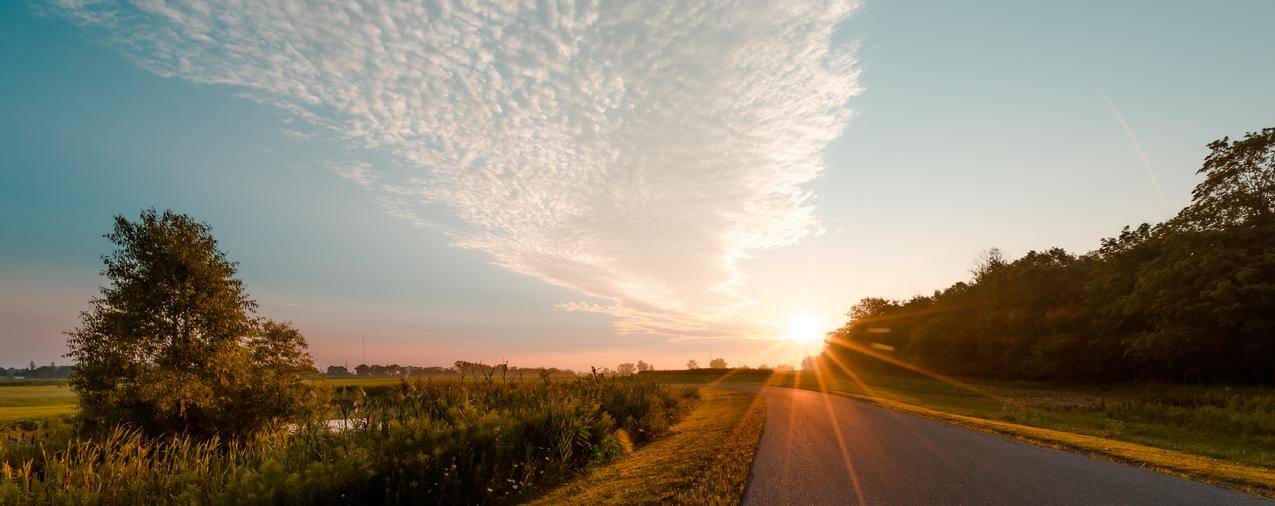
[{"xmin": 0, "ymin": 373, "xmax": 696, "ymax": 504}]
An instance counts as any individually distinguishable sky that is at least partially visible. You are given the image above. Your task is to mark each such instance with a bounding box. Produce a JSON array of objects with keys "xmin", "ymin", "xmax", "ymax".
[{"xmin": 2, "ymin": 0, "xmax": 1273, "ymax": 371}]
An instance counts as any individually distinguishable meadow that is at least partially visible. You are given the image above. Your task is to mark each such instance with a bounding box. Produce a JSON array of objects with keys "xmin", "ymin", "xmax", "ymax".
[
  {"xmin": 648, "ymin": 368, "xmax": 1275, "ymax": 492},
  {"xmin": 0, "ymin": 381, "xmax": 75, "ymax": 422},
  {"xmin": 0, "ymin": 374, "xmax": 698, "ymax": 504}
]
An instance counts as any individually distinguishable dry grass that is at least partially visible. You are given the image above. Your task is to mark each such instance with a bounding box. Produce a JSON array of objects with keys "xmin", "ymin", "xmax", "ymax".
[{"xmin": 533, "ymin": 387, "xmax": 766, "ymax": 505}]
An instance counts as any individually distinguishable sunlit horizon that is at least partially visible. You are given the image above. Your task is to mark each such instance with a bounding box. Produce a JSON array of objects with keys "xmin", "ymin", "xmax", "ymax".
[{"xmin": 3, "ymin": 1, "xmax": 1274, "ymax": 372}]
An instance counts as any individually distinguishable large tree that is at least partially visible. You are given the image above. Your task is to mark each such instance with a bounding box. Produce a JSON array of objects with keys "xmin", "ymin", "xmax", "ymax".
[
  {"xmin": 1178, "ymin": 128, "xmax": 1275, "ymax": 229},
  {"xmin": 67, "ymin": 209, "xmax": 314, "ymax": 437}
]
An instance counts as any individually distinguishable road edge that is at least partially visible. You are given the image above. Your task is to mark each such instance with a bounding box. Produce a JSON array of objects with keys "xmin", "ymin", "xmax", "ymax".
[{"xmin": 802, "ymin": 385, "xmax": 1275, "ymax": 500}]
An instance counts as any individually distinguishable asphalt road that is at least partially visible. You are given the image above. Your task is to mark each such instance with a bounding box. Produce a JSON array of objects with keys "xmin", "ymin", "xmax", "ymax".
[{"xmin": 735, "ymin": 386, "xmax": 1269, "ymax": 505}]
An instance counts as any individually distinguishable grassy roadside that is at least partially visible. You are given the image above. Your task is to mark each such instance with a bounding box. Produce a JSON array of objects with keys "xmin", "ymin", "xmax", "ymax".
[
  {"xmin": 533, "ymin": 387, "xmax": 767, "ymax": 505},
  {"xmin": 645, "ymin": 369, "xmax": 1275, "ymax": 497}
]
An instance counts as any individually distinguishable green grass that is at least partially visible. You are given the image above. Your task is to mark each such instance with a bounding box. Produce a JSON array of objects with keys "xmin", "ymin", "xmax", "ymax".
[
  {"xmin": 645, "ymin": 368, "xmax": 1275, "ymax": 496},
  {"xmin": 532, "ymin": 387, "xmax": 766, "ymax": 505},
  {"xmin": 0, "ymin": 383, "xmax": 76, "ymax": 422}
]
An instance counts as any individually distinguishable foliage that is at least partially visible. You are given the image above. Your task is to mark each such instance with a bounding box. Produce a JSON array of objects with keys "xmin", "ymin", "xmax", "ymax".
[
  {"xmin": 66, "ymin": 209, "xmax": 315, "ymax": 437},
  {"xmin": 829, "ymin": 129, "xmax": 1275, "ymax": 383},
  {"xmin": 1179, "ymin": 127, "xmax": 1275, "ymax": 229},
  {"xmin": 0, "ymin": 375, "xmax": 695, "ymax": 504}
]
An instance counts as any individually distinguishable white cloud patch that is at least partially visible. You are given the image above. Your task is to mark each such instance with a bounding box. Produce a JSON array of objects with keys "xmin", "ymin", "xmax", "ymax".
[{"xmin": 51, "ymin": 0, "xmax": 861, "ymax": 340}]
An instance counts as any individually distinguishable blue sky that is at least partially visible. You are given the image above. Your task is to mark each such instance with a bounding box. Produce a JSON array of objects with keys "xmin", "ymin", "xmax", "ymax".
[{"xmin": 2, "ymin": 0, "xmax": 1273, "ymax": 370}]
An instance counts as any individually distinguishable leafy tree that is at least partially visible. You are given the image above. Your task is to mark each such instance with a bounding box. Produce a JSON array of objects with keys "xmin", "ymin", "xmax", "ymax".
[
  {"xmin": 616, "ymin": 363, "xmax": 636, "ymax": 375},
  {"xmin": 708, "ymin": 357, "xmax": 727, "ymax": 369},
  {"xmin": 686, "ymin": 359, "xmax": 699, "ymax": 370},
  {"xmin": 636, "ymin": 360, "xmax": 652, "ymax": 372},
  {"xmin": 67, "ymin": 209, "xmax": 314, "ymax": 437},
  {"xmin": 1178, "ymin": 128, "xmax": 1275, "ymax": 229}
]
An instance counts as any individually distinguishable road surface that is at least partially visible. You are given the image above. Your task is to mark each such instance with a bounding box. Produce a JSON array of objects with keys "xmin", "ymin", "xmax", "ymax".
[{"xmin": 735, "ymin": 386, "xmax": 1268, "ymax": 505}]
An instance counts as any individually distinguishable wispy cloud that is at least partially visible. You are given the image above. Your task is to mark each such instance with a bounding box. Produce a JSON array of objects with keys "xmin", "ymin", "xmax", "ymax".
[
  {"xmin": 51, "ymin": 0, "xmax": 861, "ymax": 340},
  {"xmin": 1101, "ymin": 92, "xmax": 1167, "ymax": 214}
]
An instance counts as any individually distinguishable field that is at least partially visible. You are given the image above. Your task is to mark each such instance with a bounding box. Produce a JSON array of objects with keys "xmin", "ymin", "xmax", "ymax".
[
  {"xmin": 647, "ymin": 368, "xmax": 1275, "ymax": 493},
  {"xmin": 0, "ymin": 381, "xmax": 75, "ymax": 422}
]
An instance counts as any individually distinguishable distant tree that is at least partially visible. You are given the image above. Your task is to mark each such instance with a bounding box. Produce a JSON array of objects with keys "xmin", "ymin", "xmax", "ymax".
[
  {"xmin": 326, "ymin": 365, "xmax": 350, "ymax": 376},
  {"xmin": 636, "ymin": 360, "xmax": 652, "ymax": 372},
  {"xmin": 686, "ymin": 359, "xmax": 699, "ymax": 370},
  {"xmin": 617, "ymin": 363, "xmax": 636, "ymax": 375},
  {"xmin": 774, "ymin": 364, "xmax": 794, "ymax": 373},
  {"xmin": 969, "ymin": 247, "xmax": 1006, "ymax": 283},
  {"xmin": 847, "ymin": 297, "xmax": 897, "ymax": 325},
  {"xmin": 67, "ymin": 210, "xmax": 314, "ymax": 437},
  {"xmin": 26, "ymin": 363, "xmax": 74, "ymax": 379},
  {"xmin": 757, "ymin": 363, "xmax": 770, "ymax": 370},
  {"xmin": 800, "ymin": 356, "xmax": 817, "ymax": 371},
  {"xmin": 709, "ymin": 358, "xmax": 727, "ymax": 369}
]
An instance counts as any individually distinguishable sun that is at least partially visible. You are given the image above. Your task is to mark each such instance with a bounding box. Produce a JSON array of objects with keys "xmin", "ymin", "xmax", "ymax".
[{"xmin": 784, "ymin": 315, "xmax": 826, "ymax": 345}]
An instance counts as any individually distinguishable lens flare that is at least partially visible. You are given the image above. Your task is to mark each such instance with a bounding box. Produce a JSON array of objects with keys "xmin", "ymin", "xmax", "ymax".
[{"xmin": 785, "ymin": 315, "xmax": 825, "ymax": 345}]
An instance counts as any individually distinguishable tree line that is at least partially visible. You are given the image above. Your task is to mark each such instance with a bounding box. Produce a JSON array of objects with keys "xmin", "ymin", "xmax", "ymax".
[
  {"xmin": 682, "ymin": 358, "xmax": 810, "ymax": 371},
  {"xmin": 829, "ymin": 128, "xmax": 1275, "ymax": 384},
  {"xmin": 322, "ymin": 362, "xmax": 580, "ymax": 378},
  {"xmin": 0, "ymin": 362, "xmax": 74, "ymax": 379}
]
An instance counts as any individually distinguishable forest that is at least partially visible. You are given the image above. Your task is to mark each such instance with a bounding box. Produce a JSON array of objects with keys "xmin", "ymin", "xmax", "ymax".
[{"xmin": 829, "ymin": 128, "xmax": 1275, "ymax": 383}]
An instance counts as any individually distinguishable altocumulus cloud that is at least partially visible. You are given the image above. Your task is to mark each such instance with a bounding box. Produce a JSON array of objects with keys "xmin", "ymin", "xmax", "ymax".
[{"xmin": 50, "ymin": 0, "xmax": 861, "ymax": 341}]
